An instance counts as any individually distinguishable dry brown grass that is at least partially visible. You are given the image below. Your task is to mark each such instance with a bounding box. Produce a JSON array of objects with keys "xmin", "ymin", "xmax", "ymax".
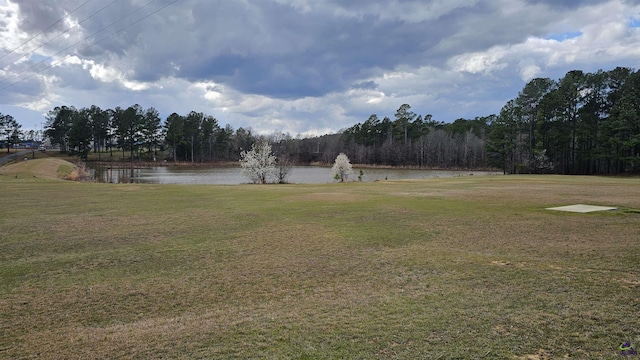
[
  {"xmin": 0, "ymin": 174, "xmax": 639, "ymax": 358},
  {"xmin": 0, "ymin": 158, "xmax": 76, "ymax": 180}
]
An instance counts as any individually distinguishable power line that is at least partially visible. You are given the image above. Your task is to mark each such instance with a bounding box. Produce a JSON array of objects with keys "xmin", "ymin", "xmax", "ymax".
[
  {"xmin": 0, "ymin": 0, "xmax": 121, "ymax": 70},
  {"xmin": 0, "ymin": 0, "xmax": 178, "ymax": 92},
  {"xmin": 0, "ymin": 0, "xmax": 169, "ymax": 85},
  {"xmin": 0, "ymin": 0, "xmax": 92, "ymax": 63}
]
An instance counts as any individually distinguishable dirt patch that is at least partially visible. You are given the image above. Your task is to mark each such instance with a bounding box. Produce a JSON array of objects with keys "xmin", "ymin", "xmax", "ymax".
[
  {"xmin": 516, "ymin": 349, "xmax": 551, "ymax": 359},
  {"xmin": 63, "ymin": 162, "xmax": 91, "ymax": 181}
]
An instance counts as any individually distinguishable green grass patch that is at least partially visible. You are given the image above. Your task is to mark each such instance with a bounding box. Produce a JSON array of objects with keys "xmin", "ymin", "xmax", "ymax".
[
  {"xmin": 0, "ymin": 174, "xmax": 639, "ymax": 358},
  {"xmin": 56, "ymin": 163, "xmax": 73, "ymax": 178}
]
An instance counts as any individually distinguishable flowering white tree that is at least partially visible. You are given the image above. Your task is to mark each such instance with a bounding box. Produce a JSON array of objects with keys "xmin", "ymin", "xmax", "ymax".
[
  {"xmin": 331, "ymin": 153, "xmax": 352, "ymax": 182},
  {"xmin": 240, "ymin": 140, "xmax": 277, "ymax": 184}
]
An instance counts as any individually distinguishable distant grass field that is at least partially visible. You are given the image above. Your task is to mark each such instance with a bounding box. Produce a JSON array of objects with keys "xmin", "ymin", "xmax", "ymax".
[{"xmin": 1, "ymin": 160, "xmax": 639, "ymax": 359}]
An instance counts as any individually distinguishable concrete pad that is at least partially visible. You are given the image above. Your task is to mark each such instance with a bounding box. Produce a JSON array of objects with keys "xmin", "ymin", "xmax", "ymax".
[{"xmin": 546, "ymin": 204, "xmax": 617, "ymax": 213}]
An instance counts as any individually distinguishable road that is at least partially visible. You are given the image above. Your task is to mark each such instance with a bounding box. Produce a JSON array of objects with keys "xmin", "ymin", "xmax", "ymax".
[{"xmin": 0, "ymin": 150, "xmax": 38, "ymax": 166}]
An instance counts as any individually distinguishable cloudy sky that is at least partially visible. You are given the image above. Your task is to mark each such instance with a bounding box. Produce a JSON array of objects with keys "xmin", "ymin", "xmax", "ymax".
[{"xmin": 1, "ymin": 0, "xmax": 639, "ymax": 136}]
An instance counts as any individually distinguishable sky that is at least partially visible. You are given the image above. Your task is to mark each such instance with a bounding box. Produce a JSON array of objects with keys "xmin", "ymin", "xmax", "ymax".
[{"xmin": 1, "ymin": 0, "xmax": 639, "ymax": 137}]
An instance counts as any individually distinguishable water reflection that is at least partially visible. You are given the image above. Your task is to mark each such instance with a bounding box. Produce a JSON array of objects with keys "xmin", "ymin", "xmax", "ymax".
[
  {"xmin": 92, "ymin": 165, "xmax": 498, "ymax": 185},
  {"xmin": 93, "ymin": 164, "xmax": 145, "ymax": 184}
]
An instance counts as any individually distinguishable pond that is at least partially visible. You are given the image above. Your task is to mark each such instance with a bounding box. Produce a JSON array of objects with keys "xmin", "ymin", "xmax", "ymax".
[{"xmin": 93, "ymin": 165, "xmax": 500, "ymax": 185}]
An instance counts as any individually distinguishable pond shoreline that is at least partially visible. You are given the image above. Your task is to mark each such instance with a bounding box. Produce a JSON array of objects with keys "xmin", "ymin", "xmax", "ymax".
[
  {"xmin": 89, "ymin": 163, "xmax": 501, "ymax": 185},
  {"xmin": 91, "ymin": 159, "xmax": 498, "ymax": 173}
]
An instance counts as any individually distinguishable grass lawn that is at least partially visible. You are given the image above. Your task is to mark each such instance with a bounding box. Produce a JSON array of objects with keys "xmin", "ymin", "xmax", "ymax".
[{"xmin": 1, "ymin": 160, "xmax": 639, "ymax": 359}]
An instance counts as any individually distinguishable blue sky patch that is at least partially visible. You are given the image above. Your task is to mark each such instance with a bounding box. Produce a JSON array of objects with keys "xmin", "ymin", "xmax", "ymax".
[
  {"xmin": 630, "ymin": 18, "xmax": 640, "ymax": 28},
  {"xmin": 544, "ymin": 31, "xmax": 582, "ymax": 41}
]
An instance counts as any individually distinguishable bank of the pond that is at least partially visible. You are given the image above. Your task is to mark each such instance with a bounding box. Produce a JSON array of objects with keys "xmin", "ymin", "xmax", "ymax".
[{"xmin": 90, "ymin": 163, "xmax": 500, "ymax": 184}]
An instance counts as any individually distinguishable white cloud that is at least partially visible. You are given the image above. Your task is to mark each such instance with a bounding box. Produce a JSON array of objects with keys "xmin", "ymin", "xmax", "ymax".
[
  {"xmin": 450, "ymin": 46, "xmax": 509, "ymax": 74},
  {"xmin": 519, "ymin": 63, "xmax": 542, "ymax": 81},
  {"xmin": 17, "ymin": 95, "xmax": 52, "ymax": 112},
  {"xmin": 3, "ymin": 0, "xmax": 640, "ymax": 136},
  {"xmin": 449, "ymin": 0, "xmax": 640, "ymax": 81},
  {"xmin": 88, "ymin": 61, "xmax": 120, "ymax": 83},
  {"xmin": 0, "ymin": 0, "xmax": 23, "ymax": 52},
  {"xmin": 121, "ymin": 79, "xmax": 154, "ymax": 91}
]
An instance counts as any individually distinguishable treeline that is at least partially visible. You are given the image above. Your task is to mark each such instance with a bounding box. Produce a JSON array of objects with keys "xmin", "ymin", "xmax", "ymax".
[
  {"xmin": 487, "ymin": 67, "xmax": 640, "ymax": 174},
  {"xmin": 36, "ymin": 66, "xmax": 640, "ymax": 174},
  {"xmin": 43, "ymin": 102, "xmax": 491, "ymax": 169},
  {"xmin": 341, "ymin": 104, "xmax": 490, "ymax": 169},
  {"xmin": 339, "ymin": 67, "xmax": 640, "ymax": 174},
  {"xmin": 0, "ymin": 113, "xmax": 22, "ymax": 152},
  {"xmin": 45, "ymin": 104, "xmax": 488, "ymax": 168},
  {"xmin": 44, "ymin": 104, "xmax": 259, "ymax": 162}
]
